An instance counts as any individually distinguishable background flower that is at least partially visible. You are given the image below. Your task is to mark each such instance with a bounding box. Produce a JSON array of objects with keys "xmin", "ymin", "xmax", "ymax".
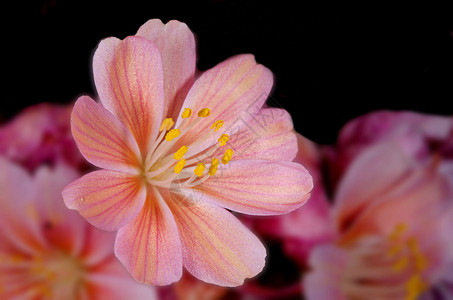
[
  {"xmin": 0, "ymin": 103, "xmax": 88, "ymax": 172},
  {"xmin": 0, "ymin": 157, "xmax": 156, "ymax": 299},
  {"xmin": 304, "ymin": 111, "xmax": 453, "ymax": 299}
]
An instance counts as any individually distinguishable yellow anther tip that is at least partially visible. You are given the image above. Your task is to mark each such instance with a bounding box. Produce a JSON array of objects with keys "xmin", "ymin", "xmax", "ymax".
[
  {"xmin": 182, "ymin": 108, "xmax": 192, "ymax": 119},
  {"xmin": 211, "ymin": 120, "xmax": 224, "ymax": 132},
  {"xmin": 160, "ymin": 118, "xmax": 175, "ymax": 132},
  {"xmin": 194, "ymin": 163, "xmax": 206, "ymax": 177},
  {"xmin": 209, "ymin": 158, "xmax": 219, "ymax": 176},
  {"xmin": 165, "ymin": 129, "xmax": 181, "ymax": 141},
  {"xmin": 218, "ymin": 134, "xmax": 229, "ymax": 146},
  {"xmin": 221, "ymin": 148, "xmax": 233, "ymax": 164},
  {"xmin": 173, "ymin": 145, "xmax": 188, "ymax": 160},
  {"xmin": 197, "ymin": 108, "xmax": 211, "ymax": 117},
  {"xmin": 174, "ymin": 159, "xmax": 186, "ymax": 174}
]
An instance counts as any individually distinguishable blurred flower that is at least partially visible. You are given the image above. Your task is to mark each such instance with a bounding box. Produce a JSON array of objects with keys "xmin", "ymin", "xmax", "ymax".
[
  {"xmin": 0, "ymin": 157, "xmax": 156, "ymax": 299},
  {"xmin": 304, "ymin": 111, "xmax": 453, "ymax": 299},
  {"xmin": 62, "ymin": 19, "xmax": 313, "ymax": 287},
  {"xmin": 326, "ymin": 110, "xmax": 453, "ymax": 187},
  {"xmin": 0, "ymin": 103, "xmax": 87, "ymax": 172}
]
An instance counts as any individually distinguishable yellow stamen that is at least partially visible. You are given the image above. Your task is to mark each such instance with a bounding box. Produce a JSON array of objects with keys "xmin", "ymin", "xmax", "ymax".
[
  {"xmin": 387, "ymin": 243, "xmax": 403, "ymax": 257},
  {"xmin": 392, "ymin": 256, "xmax": 409, "ymax": 272},
  {"xmin": 159, "ymin": 118, "xmax": 174, "ymax": 132},
  {"xmin": 405, "ymin": 274, "xmax": 426, "ymax": 300},
  {"xmin": 194, "ymin": 163, "xmax": 206, "ymax": 177},
  {"xmin": 173, "ymin": 145, "xmax": 188, "ymax": 160},
  {"xmin": 414, "ymin": 254, "xmax": 428, "ymax": 272},
  {"xmin": 388, "ymin": 222, "xmax": 408, "ymax": 242},
  {"xmin": 197, "ymin": 108, "xmax": 211, "ymax": 117},
  {"xmin": 218, "ymin": 134, "xmax": 229, "ymax": 146},
  {"xmin": 221, "ymin": 148, "xmax": 233, "ymax": 164},
  {"xmin": 182, "ymin": 108, "xmax": 192, "ymax": 118},
  {"xmin": 165, "ymin": 129, "xmax": 181, "ymax": 141},
  {"xmin": 208, "ymin": 158, "xmax": 219, "ymax": 176},
  {"xmin": 174, "ymin": 159, "xmax": 186, "ymax": 174},
  {"xmin": 211, "ymin": 120, "xmax": 224, "ymax": 132}
]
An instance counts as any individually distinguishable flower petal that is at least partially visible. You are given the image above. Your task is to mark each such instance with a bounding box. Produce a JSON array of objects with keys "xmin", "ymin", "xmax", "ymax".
[
  {"xmin": 0, "ymin": 157, "xmax": 45, "ymax": 253},
  {"xmin": 86, "ymin": 258, "xmax": 158, "ymax": 300},
  {"xmin": 136, "ymin": 19, "xmax": 196, "ymax": 119},
  {"xmin": 114, "ymin": 187, "xmax": 182, "ymax": 285},
  {"xmin": 303, "ymin": 245, "xmax": 349, "ymax": 300},
  {"xmin": 71, "ymin": 96, "xmax": 141, "ymax": 173},
  {"xmin": 332, "ymin": 141, "xmax": 414, "ymax": 229},
  {"xmin": 199, "ymin": 160, "xmax": 313, "ymax": 215},
  {"xmin": 62, "ymin": 170, "xmax": 146, "ymax": 231},
  {"xmin": 223, "ymin": 108, "xmax": 298, "ymax": 161},
  {"xmin": 166, "ymin": 194, "xmax": 266, "ymax": 287},
  {"xmin": 175, "ymin": 54, "xmax": 273, "ymax": 154},
  {"xmin": 93, "ymin": 36, "xmax": 164, "ymax": 153}
]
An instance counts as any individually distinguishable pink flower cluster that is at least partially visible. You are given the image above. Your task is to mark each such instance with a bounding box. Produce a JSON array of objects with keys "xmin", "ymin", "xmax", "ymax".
[{"xmin": 1, "ymin": 18, "xmax": 453, "ymax": 300}]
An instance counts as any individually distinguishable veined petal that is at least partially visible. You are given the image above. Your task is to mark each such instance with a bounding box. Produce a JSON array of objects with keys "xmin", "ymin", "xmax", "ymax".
[
  {"xmin": 136, "ymin": 19, "xmax": 196, "ymax": 119},
  {"xmin": 166, "ymin": 195, "xmax": 266, "ymax": 287},
  {"xmin": 175, "ymin": 54, "xmax": 273, "ymax": 154},
  {"xmin": 93, "ymin": 36, "xmax": 165, "ymax": 153},
  {"xmin": 115, "ymin": 187, "xmax": 182, "ymax": 285},
  {"xmin": 199, "ymin": 160, "xmax": 313, "ymax": 215},
  {"xmin": 71, "ymin": 96, "xmax": 141, "ymax": 173},
  {"xmin": 224, "ymin": 108, "xmax": 297, "ymax": 161},
  {"xmin": 62, "ymin": 170, "xmax": 146, "ymax": 231}
]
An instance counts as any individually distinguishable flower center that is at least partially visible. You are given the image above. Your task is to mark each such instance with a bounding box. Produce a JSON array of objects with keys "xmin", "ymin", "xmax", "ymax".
[
  {"xmin": 0, "ymin": 251, "xmax": 85, "ymax": 299},
  {"xmin": 341, "ymin": 223, "xmax": 429, "ymax": 300},
  {"xmin": 143, "ymin": 107, "xmax": 233, "ymax": 189}
]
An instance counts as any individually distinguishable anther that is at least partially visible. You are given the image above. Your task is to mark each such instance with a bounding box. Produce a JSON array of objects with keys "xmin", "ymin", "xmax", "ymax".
[
  {"xmin": 173, "ymin": 145, "xmax": 188, "ymax": 160},
  {"xmin": 160, "ymin": 118, "xmax": 174, "ymax": 132},
  {"xmin": 221, "ymin": 148, "xmax": 233, "ymax": 164},
  {"xmin": 209, "ymin": 158, "xmax": 219, "ymax": 176},
  {"xmin": 197, "ymin": 108, "xmax": 211, "ymax": 117},
  {"xmin": 392, "ymin": 256, "xmax": 409, "ymax": 272},
  {"xmin": 211, "ymin": 120, "xmax": 224, "ymax": 132},
  {"xmin": 182, "ymin": 108, "xmax": 192, "ymax": 119},
  {"xmin": 165, "ymin": 129, "xmax": 181, "ymax": 141},
  {"xmin": 174, "ymin": 159, "xmax": 186, "ymax": 174},
  {"xmin": 194, "ymin": 163, "xmax": 206, "ymax": 177},
  {"xmin": 218, "ymin": 134, "xmax": 229, "ymax": 146}
]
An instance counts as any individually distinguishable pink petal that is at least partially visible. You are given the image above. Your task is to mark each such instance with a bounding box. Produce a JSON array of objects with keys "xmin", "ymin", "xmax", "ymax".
[
  {"xmin": 175, "ymin": 54, "xmax": 273, "ymax": 154},
  {"xmin": 33, "ymin": 164, "xmax": 87, "ymax": 255},
  {"xmin": 62, "ymin": 170, "xmax": 146, "ymax": 231},
  {"xmin": 166, "ymin": 194, "xmax": 266, "ymax": 287},
  {"xmin": 333, "ymin": 141, "xmax": 414, "ymax": 230},
  {"xmin": 114, "ymin": 188, "xmax": 182, "ymax": 285},
  {"xmin": 225, "ymin": 108, "xmax": 298, "ymax": 161},
  {"xmin": 71, "ymin": 96, "xmax": 141, "ymax": 173},
  {"xmin": 93, "ymin": 36, "xmax": 165, "ymax": 153},
  {"xmin": 136, "ymin": 19, "xmax": 196, "ymax": 119},
  {"xmin": 86, "ymin": 258, "xmax": 157, "ymax": 299},
  {"xmin": 199, "ymin": 160, "xmax": 313, "ymax": 215},
  {"xmin": 303, "ymin": 244, "xmax": 349, "ymax": 300},
  {"xmin": 0, "ymin": 157, "xmax": 45, "ymax": 253}
]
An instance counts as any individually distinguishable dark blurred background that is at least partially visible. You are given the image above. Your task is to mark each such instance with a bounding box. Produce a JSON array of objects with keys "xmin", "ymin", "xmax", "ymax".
[{"xmin": 3, "ymin": 1, "xmax": 453, "ymax": 144}]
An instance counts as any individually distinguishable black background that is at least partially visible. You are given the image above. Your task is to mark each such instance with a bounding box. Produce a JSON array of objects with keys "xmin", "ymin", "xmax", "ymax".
[{"xmin": 3, "ymin": 1, "xmax": 453, "ymax": 144}]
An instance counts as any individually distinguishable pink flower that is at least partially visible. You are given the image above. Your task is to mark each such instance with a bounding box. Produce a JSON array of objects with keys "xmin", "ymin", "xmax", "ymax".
[
  {"xmin": 304, "ymin": 135, "xmax": 453, "ymax": 299},
  {"xmin": 0, "ymin": 103, "xmax": 87, "ymax": 172},
  {"xmin": 62, "ymin": 19, "xmax": 313, "ymax": 286},
  {"xmin": 326, "ymin": 110, "xmax": 453, "ymax": 186},
  {"xmin": 0, "ymin": 157, "xmax": 156, "ymax": 299}
]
